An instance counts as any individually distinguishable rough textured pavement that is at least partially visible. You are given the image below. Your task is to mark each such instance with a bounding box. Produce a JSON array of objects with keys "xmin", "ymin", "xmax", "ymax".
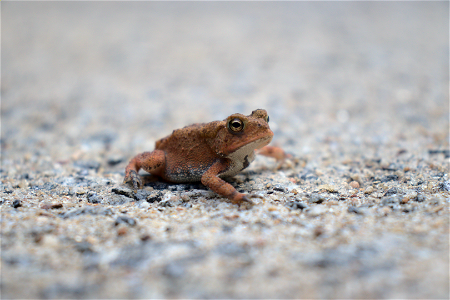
[{"xmin": 2, "ymin": 2, "xmax": 449, "ymax": 298}]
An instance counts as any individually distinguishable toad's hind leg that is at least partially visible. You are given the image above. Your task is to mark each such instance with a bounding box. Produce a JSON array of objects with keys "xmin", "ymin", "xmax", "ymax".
[
  {"xmin": 257, "ymin": 145, "xmax": 293, "ymax": 169},
  {"xmin": 124, "ymin": 150, "xmax": 165, "ymax": 190},
  {"xmin": 257, "ymin": 146, "xmax": 291, "ymax": 161}
]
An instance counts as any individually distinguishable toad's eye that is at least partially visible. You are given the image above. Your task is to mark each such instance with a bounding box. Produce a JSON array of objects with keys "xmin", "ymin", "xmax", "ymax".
[
  {"xmin": 228, "ymin": 118, "xmax": 245, "ymax": 133},
  {"xmin": 266, "ymin": 115, "xmax": 270, "ymax": 123}
]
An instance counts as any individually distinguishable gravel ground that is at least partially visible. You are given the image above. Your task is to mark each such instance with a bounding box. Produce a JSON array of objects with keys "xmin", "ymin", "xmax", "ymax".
[{"xmin": 1, "ymin": 1, "xmax": 449, "ymax": 299}]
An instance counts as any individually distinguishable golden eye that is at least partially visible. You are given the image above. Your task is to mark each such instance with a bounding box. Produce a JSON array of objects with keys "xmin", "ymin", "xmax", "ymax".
[
  {"xmin": 228, "ymin": 118, "xmax": 245, "ymax": 132},
  {"xmin": 266, "ymin": 115, "xmax": 270, "ymax": 123}
]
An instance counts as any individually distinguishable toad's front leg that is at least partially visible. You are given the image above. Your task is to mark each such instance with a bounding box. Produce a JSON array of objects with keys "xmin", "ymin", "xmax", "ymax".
[
  {"xmin": 201, "ymin": 160, "xmax": 255, "ymax": 206},
  {"xmin": 124, "ymin": 150, "xmax": 165, "ymax": 190}
]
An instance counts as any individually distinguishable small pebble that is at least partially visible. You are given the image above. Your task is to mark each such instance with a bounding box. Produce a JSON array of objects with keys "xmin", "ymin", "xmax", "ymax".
[
  {"xmin": 60, "ymin": 206, "xmax": 113, "ymax": 219},
  {"xmin": 111, "ymin": 186, "xmax": 135, "ymax": 199},
  {"xmin": 313, "ymin": 226, "xmax": 325, "ymax": 237},
  {"xmin": 181, "ymin": 194, "xmax": 190, "ymax": 201},
  {"xmin": 139, "ymin": 201, "xmax": 150, "ymax": 209},
  {"xmin": 415, "ymin": 194, "xmax": 426, "ymax": 202},
  {"xmin": 115, "ymin": 215, "xmax": 137, "ymax": 227},
  {"xmin": 146, "ymin": 191, "xmax": 164, "ymax": 203},
  {"xmin": 74, "ymin": 241, "xmax": 93, "ymax": 253},
  {"xmin": 140, "ymin": 234, "xmax": 152, "ymax": 242},
  {"xmin": 364, "ymin": 169, "xmax": 375, "ymax": 179},
  {"xmin": 402, "ymin": 191, "xmax": 418, "ymax": 203},
  {"xmin": 107, "ymin": 155, "xmax": 124, "ymax": 166},
  {"xmin": 224, "ymin": 214, "xmax": 239, "ymax": 220},
  {"xmin": 159, "ymin": 200, "xmax": 174, "ymax": 207},
  {"xmin": 381, "ymin": 195, "xmax": 401, "ymax": 206},
  {"xmin": 41, "ymin": 203, "xmax": 63, "ymax": 209},
  {"xmin": 364, "ymin": 186, "xmax": 374, "ymax": 194},
  {"xmin": 384, "ymin": 187, "xmax": 400, "ymax": 196},
  {"xmin": 12, "ymin": 200, "xmax": 22, "ymax": 208},
  {"xmin": 349, "ymin": 181, "xmax": 360, "ymax": 189},
  {"xmin": 134, "ymin": 189, "xmax": 151, "ymax": 201},
  {"xmin": 350, "ymin": 174, "xmax": 362, "ymax": 184},
  {"xmin": 381, "ymin": 175, "xmax": 399, "ymax": 182},
  {"xmin": 76, "ymin": 189, "xmax": 87, "ymax": 196},
  {"xmin": 288, "ymin": 201, "xmax": 308, "ymax": 210},
  {"xmin": 439, "ymin": 181, "xmax": 450, "ymax": 192},
  {"xmin": 318, "ymin": 184, "xmax": 338, "ymax": 193},
  {"xmin": 41, "ymin": 235, "xmax": 59, "ymax": 247},
  {"xmin": 87, "ymin": 192, "xmax": 101, "ymax": 204},
  {"xmin": 308, "ymin": 194, "xmax": 326, "ymax": 204},
  {"xmin": 117, "ymin": 227, "xmax": 128, "ymax": 236},
  {"xmin": 348, "ymin": 206, "xmax": 364, "ymax": 215},
  {"xmin": 273, "ymin": 186, "xmax": 286, "ymax": 192}
]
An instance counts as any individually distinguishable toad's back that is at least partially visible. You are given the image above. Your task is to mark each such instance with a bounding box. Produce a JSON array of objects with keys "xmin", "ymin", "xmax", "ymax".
[{"xmin": 154, "ymin": 122, "xmax": 223, "ymax": 182}]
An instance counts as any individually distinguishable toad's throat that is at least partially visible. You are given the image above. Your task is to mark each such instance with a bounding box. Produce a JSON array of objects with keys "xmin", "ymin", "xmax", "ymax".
[{"xmin": 220, "ymin": 135, "xmax": 273, "ymax": 178}]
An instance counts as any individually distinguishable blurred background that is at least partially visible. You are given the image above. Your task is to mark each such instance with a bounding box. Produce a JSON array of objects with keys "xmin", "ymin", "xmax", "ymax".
[
  {"xmin": 2, "ymin": 1, "xmax": 448, "ymax": 164},
  {"xmin": 1, "ymin": 2, "xmax": 449, "ymax": 298}
]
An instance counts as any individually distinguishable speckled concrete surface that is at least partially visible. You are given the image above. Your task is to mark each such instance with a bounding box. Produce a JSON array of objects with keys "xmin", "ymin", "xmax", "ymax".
[{"xmin": 1, "ymin": 1, "xmax": 449, "ymax": 299}]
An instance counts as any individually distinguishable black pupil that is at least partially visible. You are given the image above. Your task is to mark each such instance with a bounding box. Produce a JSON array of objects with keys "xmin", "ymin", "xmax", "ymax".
[{"xmin": 232, "ymin": 121, "xmax": 241, "ymax": 128}]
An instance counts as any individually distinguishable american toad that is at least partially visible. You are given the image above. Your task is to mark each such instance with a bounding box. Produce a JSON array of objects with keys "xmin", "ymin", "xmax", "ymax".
[{"xmin": 124, "ymin": 109, "xmax": 289, "ymax": 205}]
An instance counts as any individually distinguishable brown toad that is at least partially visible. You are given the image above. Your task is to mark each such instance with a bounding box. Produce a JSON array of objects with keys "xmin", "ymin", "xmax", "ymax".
[{"xmin": 124, "ymin": 109, "xmax": 289, "ymax": 205}]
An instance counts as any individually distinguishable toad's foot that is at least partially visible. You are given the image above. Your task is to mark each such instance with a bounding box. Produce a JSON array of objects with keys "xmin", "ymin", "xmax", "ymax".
[
  {"xmin": 123, "ymin": 170, "xmax": 142, "ymax": 191},
  {"xmin": 124, "ymin": 150, "xmax": 166, "ymax": 191},
  {"xmin": 257, "ymin": 145, "xmax": 297, "ymax": 170},
  {"xmin": 230, "ymin": 193, "xmax": 264, "ymax": 208}
]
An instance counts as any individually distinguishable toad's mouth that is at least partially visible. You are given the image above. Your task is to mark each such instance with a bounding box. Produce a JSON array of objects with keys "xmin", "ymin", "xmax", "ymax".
[{"xmin": 226, "ymin": 134, "xmax": 273, "ymax": 155}]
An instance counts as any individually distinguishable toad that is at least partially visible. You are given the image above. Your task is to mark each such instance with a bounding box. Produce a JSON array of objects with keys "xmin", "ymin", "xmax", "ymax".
[{"xmin": 124, "ymin": 109, "xmax": 289, "ymax": 205}]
